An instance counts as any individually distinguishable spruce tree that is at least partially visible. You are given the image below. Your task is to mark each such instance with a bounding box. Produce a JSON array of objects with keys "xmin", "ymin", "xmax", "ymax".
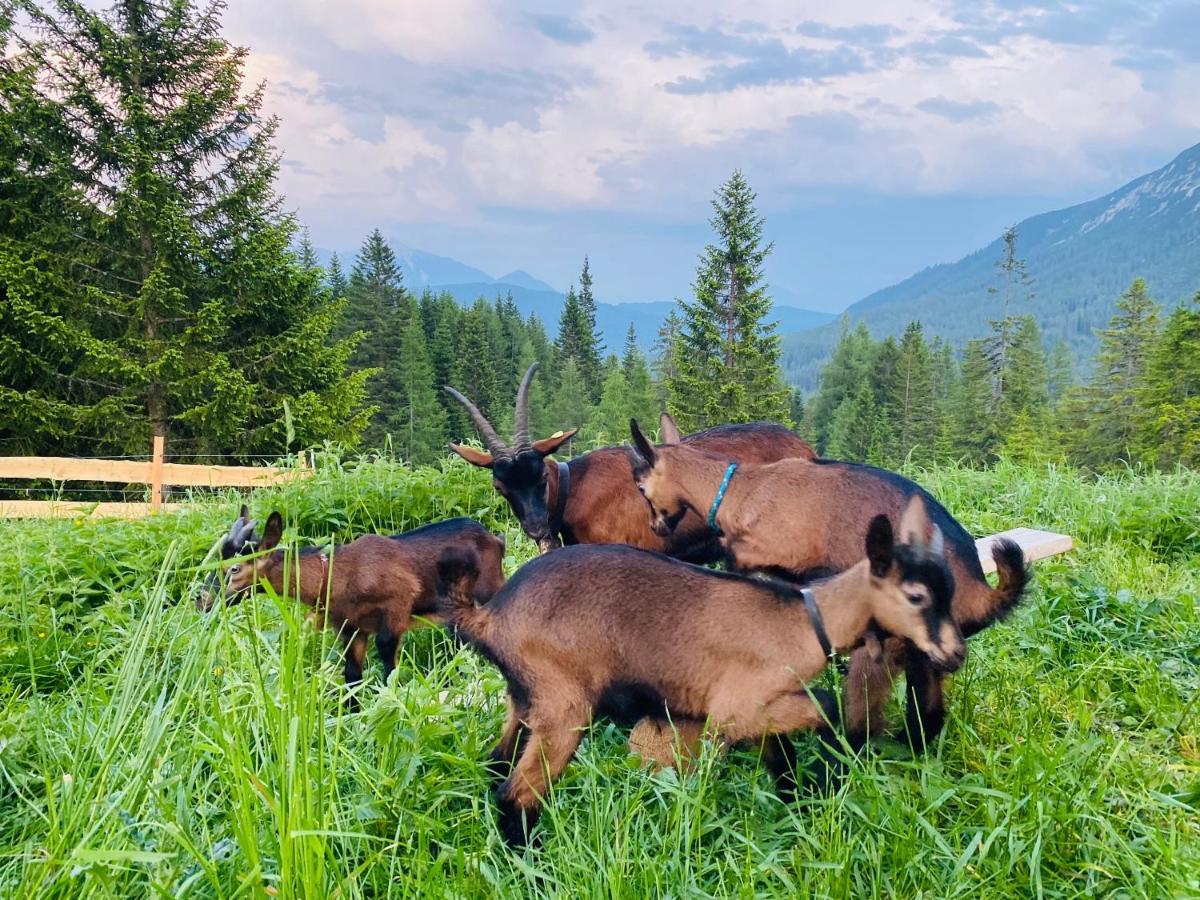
[
  {"xmin": 667, "ymin": 171, "xmax": 790, "ymax": 430},
  {"xmin": 327, "ymin": 252, "xmax": 347, "ymax": 298},
  {"xmin": 544, "ymin": 356, "xmax": 592, "ymax": 442},
  {"xmin": 806, "ymin": 320, "xmax": 873, "ymax": 453},
  {"xmin": 588, "ymin": 356, "xmax": 632, "ymax": 446},
  {"xmin": 449, "ymin": 300, "xmax": 501, "ymax": 443},
  {"xmin": 298, "ymin": 227, "xmax": 320, "ymax": 271},
  {"xmin": 578, "ymin": 256, "xmax": 604, "ymax": 361},
  {"xmin": 893, "ymin": 322, "xmax": 938, "ymax": 465},
  {"xmin": 984, "ymin": 225, "xmax": 1034, "ymax": 413},
  {"xmin": 384, "ymin": 314, "xmax": 445, "ymax": 463},
  {"xmin": 620, "ymin": 325, "xmax": 658, "ymax": 431},
  {"xmin": 950, "ymin": 340, "xmax": 998, "ymax": 464},
  {"xmin": 1134, "ymin": 293, "xmax": 1200, "ymax": 468},
  {"xmin": 0, "ymin": 0, "xmax": 368, "ymax": 456},
  {"xmin": 555, "ymin": 265, "xmax": 602, "ymax": 402}
]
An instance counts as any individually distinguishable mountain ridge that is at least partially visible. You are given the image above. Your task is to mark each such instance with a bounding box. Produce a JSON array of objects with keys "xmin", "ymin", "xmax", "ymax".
[{"xmin": 783, "ymin": 142, "xmax": 1200, "ymax": 389}]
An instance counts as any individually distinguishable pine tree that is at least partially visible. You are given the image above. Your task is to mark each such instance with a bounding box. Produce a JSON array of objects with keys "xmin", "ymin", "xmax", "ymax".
[
  {"xmin": 667, "ymin": 171, "xmax": 790, "ymax": 430},
  {"xmin": 1000, "ymin": 316, "xmax": 1049, "ymax": 429},
  {"xmin": 449, "ymin": 300, "xmax": 501, "ymax": 443},
  {"xmin": 298, "ymin": 227, "xmax": 320, "ymax": 271},
  {"xmin": 619, "ymin": 325, "xmax": 658, "ymax": 432},
  {"xmin": 327, "ymin": 253, "xmax": 347, "ymax": 298},
  {"xmin": 984, "ymin": 225, "xmax": 1035, "ymax": 408},
  {"xmin": 384, "ymin": 314, "xmax": 445, "ymax": 463},
  {"xmin": 589, "ymin": 356, "xmax": 632, "ymax": 446},
  {"xmin": 1134, "ymin": 293, "xmax": 1200, "ymax": 468},
  {"xmin": 555, "ymin": 263, "xmax": 602, "ymax": 401},
  {"xmin": 0, "ymin": 0, "xmax": 368, "ymax": 456},
  {"xmin": 1086, "ymin": 278, "xmax": 1160, "ymax": 461},
  {"xmin": 806, "ymin": 320, "xmax": 873, "ymax": 453},
  {"xmin": 949, "ymin": 340, "xmax": 998, "ymax": 464},
  {"xmin": 892, "ymin": 322, "xmax": 938, "ymax": 465},
  {"xmin": 544, "ymin": 356, "xmax": 592, "ymax": 442},
  {"xmin": 578, "ymin": 255, "xmax": 604, "ymax": 360}
]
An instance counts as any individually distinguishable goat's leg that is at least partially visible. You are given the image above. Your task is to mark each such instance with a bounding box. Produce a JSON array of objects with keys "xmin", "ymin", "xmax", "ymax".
[
  {"xmin": 487, "ymin": 697, "xmax": 529, "ymax": 782},
  {"xmin": 496, "ymin": 722, "xmax": 585, "ymax": 848},
  {"xmin": 342, "ymin": 634, "xmax": 368, "ymax": 711},
  {"xmin": 718, "ymin": 692, "xmax": 829, "ymax": 800},
  {"xmin": 376, "ymin": 620, "xmax": 404, "ymax": 683},
  {"xmin": 842, "ymin": 640, "xmax": 907, "ymax": 749},
  {"xmin": 903, "ymin": 654, "xmax": 946, "ymax": 752}
]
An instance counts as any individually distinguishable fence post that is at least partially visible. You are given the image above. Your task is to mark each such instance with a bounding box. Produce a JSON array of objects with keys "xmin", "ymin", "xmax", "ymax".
[{"xmin": 151, "ymin": 435, "xmax": 165, "ymax": 512}]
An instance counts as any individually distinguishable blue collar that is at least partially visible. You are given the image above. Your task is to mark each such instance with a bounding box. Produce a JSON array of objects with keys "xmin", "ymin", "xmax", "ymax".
[{"xmin": 707, "ymin": 463, "xmax": 738, "ymax": 534}]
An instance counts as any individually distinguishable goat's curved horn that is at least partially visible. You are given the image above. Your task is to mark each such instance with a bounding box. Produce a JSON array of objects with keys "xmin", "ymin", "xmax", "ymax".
[
  {"xmin": 235, "ymin": 520, "xmax": 257, "ymax": 548},
  {"xmin": 227, "ymin": 513, "xmax": 246, "ymax": 544},
  {"xmin": 444, "ymin": 385, "xmax": 508, "ymax": 455},
  {"xmin": 512, "ymin": 362, "xmax": 539, "ymax": 449}
]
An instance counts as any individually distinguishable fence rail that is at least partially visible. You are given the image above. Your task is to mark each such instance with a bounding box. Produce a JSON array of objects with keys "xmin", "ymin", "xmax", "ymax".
[{"xmin": 0, "ymin": 436, "xmax": 310, "ymax": 519}]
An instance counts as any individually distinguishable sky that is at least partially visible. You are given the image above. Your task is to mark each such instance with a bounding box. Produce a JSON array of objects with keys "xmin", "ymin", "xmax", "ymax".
[{"xmin": 222, "ymin": 1, "xmax": 1200, "ymax": 311}]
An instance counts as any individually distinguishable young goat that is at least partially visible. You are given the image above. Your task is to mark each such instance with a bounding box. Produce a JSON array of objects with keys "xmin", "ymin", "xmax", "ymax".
[
  {"xmin": 438, "ymin": 497, "xmax": 971, "ymax": 848},
  {"xmin": 445, "ymin": 362, "xmax": 814, "ymax": 558},
  {"xmin": 196, "ymin": 507, "xmax": 506, "ymax": 694},
  {"xmin": 628, "ymin": 420, "xmax": 1029, "ymax": 751}
]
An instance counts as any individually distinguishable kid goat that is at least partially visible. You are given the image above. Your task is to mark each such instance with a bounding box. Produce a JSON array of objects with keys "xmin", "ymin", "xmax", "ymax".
[
  {"xmin": 196, "ymin": 507, "xmax": 506, "ymax": 695},
  {"xmin": 439, "ymin": 495, "xmax": 978, "ymax": 847},
  {"xmin": 628, "ymin": 420, "xmax": 1029, "ymax": 750},
  {"xmin": 444, "ymin": 362, "xmax": 814, "ymax": 559}
]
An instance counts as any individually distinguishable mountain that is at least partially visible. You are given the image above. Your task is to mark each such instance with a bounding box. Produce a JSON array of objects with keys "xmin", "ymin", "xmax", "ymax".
[
  {"xmin": 783, "ymin": 142, "xmax": 1200, "ymax": 389},
  {"xmin": 313, "ymin": 241, "xmax": 833, "ymax": 351}
]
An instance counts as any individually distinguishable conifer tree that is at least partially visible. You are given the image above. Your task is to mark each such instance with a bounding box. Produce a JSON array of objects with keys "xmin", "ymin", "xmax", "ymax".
[
  {"xmin": 589, "ymin": 356, "xmax": 632, "ymax": 445},
  {"xmin": 1046, "ymin": 339, "xmax": 1073, "ymax": 404},
  {"xmin": 385, "ymin": 314, "xmax": 446, "ymax": 463},
  {"xmin": 949, "ymin": 340, "xmax": 998, "ymax": 464},
  {"xmin": 806, "ymin": 320, "xmax": 873, "ymax": 452},
  {"xmin": 1134, "ymin": 293, "xmax": 1200, "ymax": 468},
  {"xmin": 544, "ymin": 357, "xmax": 592, "ymax": 442},
  {"xmin": 327, "ymin": 253, "xmax": 347, "ymax": 298},
  {"xmin": 893, "ymin": 322, "xmax": 938, "ymax": 464},
  {"xmin": 298, "ymin": 227, "xmax": 320, "ymax": 271},
  {"xmin": 0, "ymin": 0, "xmax": 367, "ymax": 456},
  {"xmin": 985, "ymin": 225, "xmax": 1035, "ymax": 405},
  {"xmin": 449, "ymin": 300, "xmax": 501, "ymax": 443},
  {"xmin": 667, "ymin": 171, "xmax": 790, "ymax": 430},
  {"xmin": 578, "ymin": 255, "xmax": 604, "ymax": 359},
  {"xmin": 555, "ymin": 262, "xmax": 603, "ymax": 401}
]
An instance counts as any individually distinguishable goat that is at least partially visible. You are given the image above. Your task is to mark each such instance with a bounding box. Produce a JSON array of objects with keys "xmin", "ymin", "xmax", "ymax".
[
  {"xmin": 628, "ymin": 419, "xmax": 1029, "ymax": 752},
  {"xmin": 438, "ymin": 495, "xmax": 972, "ymax": 847},
  {"xmin": 444, "ymin": 362, "xmax": 814, "ymax": 558},
  {"xmin": 196, "ymin": 506, "xmax": 506, "ymax": 696}
]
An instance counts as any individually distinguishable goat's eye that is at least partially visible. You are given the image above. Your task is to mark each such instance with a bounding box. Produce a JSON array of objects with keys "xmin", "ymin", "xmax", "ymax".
[
  {"xmin": 907, "ymin": 592, "xmax": 925, "ymax": 605},
  {"xmin": 635, "ymin": 482, "xmax": 646, "ymax": 494},
  {"xmin": 229, "ymin": 564, "xmax": 241, "ymax": 575}
]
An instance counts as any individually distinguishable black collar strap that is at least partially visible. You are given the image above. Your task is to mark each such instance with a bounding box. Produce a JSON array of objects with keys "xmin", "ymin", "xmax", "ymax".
[
  {"xmin": 801, "ymin": 588, "xmax": 834, "ymax": 659},
  {"xmin": 550, "ymin": 460, "xmax": 571, "ymax": 541}
]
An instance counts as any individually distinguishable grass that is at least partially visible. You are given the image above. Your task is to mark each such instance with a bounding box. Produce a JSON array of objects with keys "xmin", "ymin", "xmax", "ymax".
[{"xmin": 0, "ymin": 455, "xmax": 1197, "ymax": 897}]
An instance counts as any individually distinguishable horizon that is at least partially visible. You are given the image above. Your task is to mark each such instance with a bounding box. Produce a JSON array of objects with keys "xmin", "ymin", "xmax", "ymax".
[{"xmin": 223, "ymin": 2, "xmax": 1200, "ymax": 312}]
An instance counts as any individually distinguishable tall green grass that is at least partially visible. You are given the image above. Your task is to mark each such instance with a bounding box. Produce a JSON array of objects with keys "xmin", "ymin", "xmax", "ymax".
[{"xmin": 1, "ymin": 457, "xmax": 1197, "ymax": 897}]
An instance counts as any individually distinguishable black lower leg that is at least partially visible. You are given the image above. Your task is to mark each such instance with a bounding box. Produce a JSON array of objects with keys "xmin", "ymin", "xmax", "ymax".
[
  {"xmin": 495, "ymin": 791, "xmax": 539, "ymax": 848},
  {"xmin": 762, "ymin": 735, "xmax": 800, "ymax": 802},
  {"xmin": 904, "ymin": 655, "xmax": 946, "ymax": 753},
  {"xmin": 376, "ymin": 626, "xmax": 399, "ymax": 682}
]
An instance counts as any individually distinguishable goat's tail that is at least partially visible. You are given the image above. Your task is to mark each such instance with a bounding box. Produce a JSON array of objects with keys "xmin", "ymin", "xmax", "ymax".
[
  {"xmin": 959, "ymin": 538, "xmax": 1031, "ymax": 638},
  {"xmin": 436, "ymin": 547, "xmax": 492, "ymax": 639}
]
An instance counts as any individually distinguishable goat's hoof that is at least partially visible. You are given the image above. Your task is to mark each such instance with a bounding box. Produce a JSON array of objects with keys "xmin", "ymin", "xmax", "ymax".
[{"xmin": 496, "ymin": 796, "xmax": 537, "ymax": 849}]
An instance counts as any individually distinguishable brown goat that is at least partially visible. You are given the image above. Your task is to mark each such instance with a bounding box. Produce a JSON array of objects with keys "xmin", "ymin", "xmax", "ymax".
[
  {"xmin": 445, "ymin": 362, "xmax": 814, "ymax": 559},
  {"xmin": 196, "ymin": 508, "xmax": 506, "ymax": 697},
  {"xmin": 438, "ymin": 496, "xmax": 974, "ymax": 847},
  {"xmin": 628, "ymin": 420, "xmax": 1029, "ymax": 751}
]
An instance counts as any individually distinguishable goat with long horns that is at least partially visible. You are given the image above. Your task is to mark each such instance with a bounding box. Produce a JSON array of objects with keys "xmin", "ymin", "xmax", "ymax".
[{"xmin": 444, "ymin": 362, "xmax": 815, "ymax": 557}]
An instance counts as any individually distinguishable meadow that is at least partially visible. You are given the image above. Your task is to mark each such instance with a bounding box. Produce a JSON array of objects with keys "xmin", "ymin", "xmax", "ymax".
[{"xmin": 0, "ymin": 456, "xmax": 1197, "ymax": 898}]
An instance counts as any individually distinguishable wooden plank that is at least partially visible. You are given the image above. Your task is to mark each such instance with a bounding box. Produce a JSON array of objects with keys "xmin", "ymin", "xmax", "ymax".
[
  {"xmin": 156, "ymin": 463, "xmax": 310, "ymax": 487},
  {"xmin": 0, "ymin": 501, "xmax": 182, "ymax": 519},
  {"xmin": 151, "ymin": 435, "xmax": 164, "ymax": 512},
  {"xmin": 976, "ymin": 527, "xmax": 1073, "ymax": 573},
  {"xmin": 0, "ymin": 456, "xmax": 310, "ymax": 487},
  {"xmin": 0, "ymin": 456, "xmax": 152, "ymax": 484}
]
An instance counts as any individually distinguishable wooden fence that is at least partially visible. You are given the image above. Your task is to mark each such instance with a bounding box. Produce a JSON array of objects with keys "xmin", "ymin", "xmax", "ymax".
[{"xmin": 0, "ymin": 436, "xmax": 311, "ymax": 519}]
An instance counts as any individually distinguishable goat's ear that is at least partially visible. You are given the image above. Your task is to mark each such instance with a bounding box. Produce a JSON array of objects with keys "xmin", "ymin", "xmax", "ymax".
[
  {"xmin": 865, "ymin": 514, "xmax": 894, "ymax": 577},
  {"xmin": 630, "ymin": 419, "xmax": 657, "ymax": 467},
  {"xmin": 449, "ymin": 442, "xmax": 494, "ymax": 468},
  {"xmin": 260, "ymin": 512, "xmax": 284, "ymax": 551},
  {"xmin": 897, "ymin": 493, "xmax": 932, "ymax": 547},
  {"xmin": 531, "ymin": 428, "xmax": 578, "ymax": 456},
  {"xmin": 239, "ymin": 503, "xmax": 249, "ymax": 520},
  {"xmin": 658, "ymin": 412, "xmax": 681, "ymax": 444}
]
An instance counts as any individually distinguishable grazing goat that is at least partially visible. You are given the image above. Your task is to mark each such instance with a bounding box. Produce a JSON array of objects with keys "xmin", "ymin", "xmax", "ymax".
[
  {"xmin": 628, "ymin": 420, "xmax": 1029, "ymax": 751},
  {"xmin": 444, "ymin": 362, "xmax": 814, "ymax": 558},
  {"xmin": 196, "ymin": 507, "xmax": 506, "ymax": 694},
  {"xmin": 439, "ymin": 496, "xmax": 971, "ymax": 847}
]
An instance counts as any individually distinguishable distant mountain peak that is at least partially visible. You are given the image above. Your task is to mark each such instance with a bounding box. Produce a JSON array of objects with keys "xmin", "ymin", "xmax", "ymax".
[{"xmin": 496, "ymin": 269, "xmax": 557, "ymax": 292}]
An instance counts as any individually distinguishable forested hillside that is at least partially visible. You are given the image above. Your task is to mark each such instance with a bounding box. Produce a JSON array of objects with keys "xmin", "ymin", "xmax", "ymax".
[{"xmin": 784, "ymin": 143, "xmax": 1200, "ymax": 389}]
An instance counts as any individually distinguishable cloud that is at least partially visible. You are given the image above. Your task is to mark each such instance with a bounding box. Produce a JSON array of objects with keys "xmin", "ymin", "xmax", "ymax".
[
  {"xmin": 794, "ymin": 20, "xmax": 899, "ymax": 43},
  {"xmin": 916, "ymin": 96, "xmax": 1002, "ymax": 122},
  {"xmin": 530, "ymin": 13, "xmax": 594, "ymax": 46}
]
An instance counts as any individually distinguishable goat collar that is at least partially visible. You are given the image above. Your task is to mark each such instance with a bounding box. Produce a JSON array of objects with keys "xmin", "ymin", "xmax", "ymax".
[
  {"xmin": 707, "ymin": 463, "xmax": 738, "ymax": 534},
  {"xmin": 550, "ymin": 461, "xmax": 572, "ymax": 544},
  {"xmin": 801, "ymin": 588, "xmax": 834, "ymax": 659}
]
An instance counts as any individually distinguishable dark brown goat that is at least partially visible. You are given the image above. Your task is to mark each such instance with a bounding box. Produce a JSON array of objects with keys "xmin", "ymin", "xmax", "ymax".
[
  {"xmin": 438, "ymin": 496, "xmax": 974, "ymax": 847},
  {"xmin": 196, "ymin": 508, "xmax": 506, "ymax": 695},
  {"xmin": 445, "ymin": 362, "xmax": 814, "ymax": 559},
  {"xmin": 629, "ymin": 420, "xmax": 1030, "ymax": 750}
]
